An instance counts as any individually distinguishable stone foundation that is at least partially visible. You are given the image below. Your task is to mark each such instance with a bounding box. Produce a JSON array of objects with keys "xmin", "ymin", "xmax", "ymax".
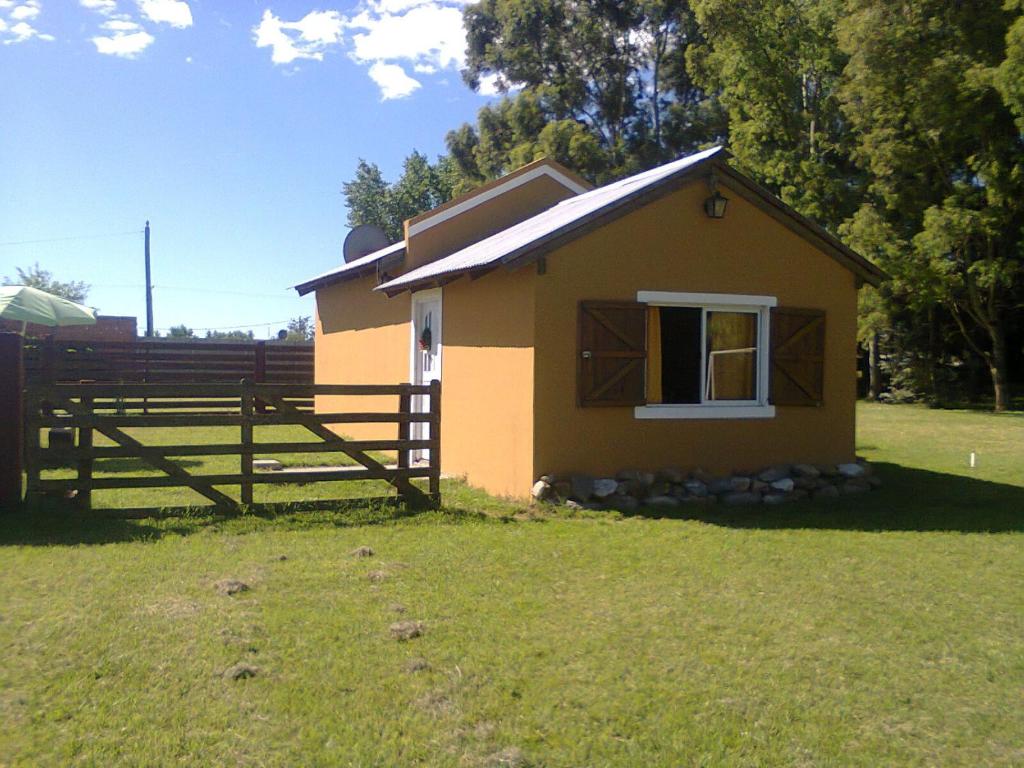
[{"xmin": 531, "ymin": 460, "xmax": 880, "ymax": 510}]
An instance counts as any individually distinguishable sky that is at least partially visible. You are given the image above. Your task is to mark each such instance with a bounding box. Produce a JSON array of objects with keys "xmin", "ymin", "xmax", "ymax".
[{"xmin": 0, "ymin": 0, "xmax": 500, "ymax": 337}]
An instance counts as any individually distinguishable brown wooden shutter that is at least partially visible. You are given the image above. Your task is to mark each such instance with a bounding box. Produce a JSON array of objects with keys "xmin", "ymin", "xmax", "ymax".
[
  {"xmin": 578, "ymin": 301, "xmax": 647, "ymax": 407},
  {"xmin": 770, "ymin": 307, "xmax": 825, "ymax": 406}
]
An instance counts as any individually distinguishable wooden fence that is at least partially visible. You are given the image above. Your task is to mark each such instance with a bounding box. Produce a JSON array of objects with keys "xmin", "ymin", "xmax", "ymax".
[
  {"xmin": 23, "ymin": 337, "xmax": 314, "ymax": 386},
  {"xmin": 23, "ymin": 380, "xmax": 440, "ymax": 514}
]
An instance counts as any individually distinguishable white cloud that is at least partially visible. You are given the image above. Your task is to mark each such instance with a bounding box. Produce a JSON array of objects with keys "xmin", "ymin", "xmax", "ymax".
[
  {"xmin": 136, "ymin": 0, "xmax": 191, "ymax": 28},
  {"xmin": 80, "ymin": 0, "xmax": 118, "ymax": 14},
  {"xmin": 254, "ymin": 2, "xmax": 491, "ymax": 101},
  {"xmin": 368, "ymin": 61, "xmax": 420, "ymax": 99},
  {"xmin": 91, "ymin": 28, "xmax": 154, "ymax": 56},
  {"xmin": 253, "ymin": 9, "xmax": 344, "ymax": 64},
  {"xmin": 102, "ymin": 18, "xmax": 140, "ymax": 31},
  {"xmin": 10, "ymin": 1, "xmax": 40, "ymax": 21},
  {"xmin": 347, "ymin": 3, "xmax": 464, "ymax": 70},
  {"xmin": 0, "ymin": 0, "xmax": 53, "ymax": 43},
  {"xmin": 477, "ymin": 73, "xmax": 503, "ymax": 96},
  {"xmin": 80, "ymin": 0, "xmax": 190, "ymax": 57}
]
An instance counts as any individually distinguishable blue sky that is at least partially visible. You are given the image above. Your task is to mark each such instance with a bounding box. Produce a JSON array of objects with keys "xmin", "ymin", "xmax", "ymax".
[{"xmin": 1, "ymin": 0, "xmax": 497, "ymax": 336}]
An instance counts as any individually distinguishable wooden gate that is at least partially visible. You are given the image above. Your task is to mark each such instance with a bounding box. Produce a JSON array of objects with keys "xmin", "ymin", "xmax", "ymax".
[{"xmin": 23, "ymin": 380, "xmax": 440, "ymax": 514}]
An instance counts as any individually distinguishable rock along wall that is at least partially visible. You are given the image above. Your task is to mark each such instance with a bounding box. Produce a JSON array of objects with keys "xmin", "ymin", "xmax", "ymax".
[{"xmin": 531, "ymin": 460, "xmax": 881, "ymax": 511}]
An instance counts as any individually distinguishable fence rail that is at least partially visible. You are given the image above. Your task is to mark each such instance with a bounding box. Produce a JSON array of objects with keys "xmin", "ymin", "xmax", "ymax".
[
  {"xmin": 24, "ymin": 380, "xmax": 440, "ymax": 513},
  {"xmin": 23, "ymin": 337, "xmax": 314, "ymax": 386}
]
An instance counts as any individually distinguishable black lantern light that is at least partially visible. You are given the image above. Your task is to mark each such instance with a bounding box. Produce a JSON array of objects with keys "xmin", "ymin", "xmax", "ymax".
[{"xmin": 703, "ymin": 172, "xmax": 729, "ymax": 219}]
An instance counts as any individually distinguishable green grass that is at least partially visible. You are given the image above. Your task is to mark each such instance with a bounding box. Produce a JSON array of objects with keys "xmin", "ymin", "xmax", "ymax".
[{"xmin": 1, "ymin": 404, "xmax": 1022, "ymax": 766}]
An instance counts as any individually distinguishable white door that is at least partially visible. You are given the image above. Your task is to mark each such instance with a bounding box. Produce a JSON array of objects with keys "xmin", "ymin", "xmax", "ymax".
[{"xmin": 410, "ymin": 289, "xmax": 441, "ymax": 462}]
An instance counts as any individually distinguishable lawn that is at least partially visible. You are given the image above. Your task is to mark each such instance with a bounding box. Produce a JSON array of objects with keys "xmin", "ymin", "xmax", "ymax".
[{"xmin": 1, "ymin": 404, "xmax": 1021, "ymax": 766}]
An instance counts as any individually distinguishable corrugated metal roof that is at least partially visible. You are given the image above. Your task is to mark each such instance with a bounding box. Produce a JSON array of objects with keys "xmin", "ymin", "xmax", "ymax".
[
  {"xmin": 375, "ymin": 146, "xmax": 725, "ymax": 294},
  {"xmin": 294, "ymin": 240, "xmax": 406, "ymax": 295}
]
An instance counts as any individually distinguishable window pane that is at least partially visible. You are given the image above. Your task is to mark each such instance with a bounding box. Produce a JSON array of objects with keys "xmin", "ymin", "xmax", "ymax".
[
  {"xmin": 706, "ymin": 311, "xmax": 757, "ymax": 401},
  {"xmin": 658, "ymin": 307, "xmax": 702, "ymax": 404}
]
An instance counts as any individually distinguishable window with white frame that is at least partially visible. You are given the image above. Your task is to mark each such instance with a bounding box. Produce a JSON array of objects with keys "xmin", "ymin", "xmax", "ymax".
[{"xmin": 636, "ymin": 291, "xmax": 775, "ymax": 418}]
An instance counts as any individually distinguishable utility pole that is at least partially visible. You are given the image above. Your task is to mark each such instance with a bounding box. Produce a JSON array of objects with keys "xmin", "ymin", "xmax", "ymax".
[{"xmin": 144, "ymin": 220, "xmax": 154, "ymax": 337}]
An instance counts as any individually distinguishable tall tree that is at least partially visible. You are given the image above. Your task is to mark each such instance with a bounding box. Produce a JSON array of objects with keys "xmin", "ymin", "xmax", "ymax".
[
  {"xmin": 688, "ymin": 0, "xmax": 858, "ymax": 229},
  {"xmin": 459, "ymin": 0, "xmax": 723, "ymax": 181},
  {"xmin": 3, "ymin": 262, "xmax": 89, "ymax": 303},
  {"xmin": 839, "ymin": 0, "xmax": 1023, "ymax": 410},
  {"xmin": 342, "ymin": 151, "xmax": 458, "ymax": 240}
]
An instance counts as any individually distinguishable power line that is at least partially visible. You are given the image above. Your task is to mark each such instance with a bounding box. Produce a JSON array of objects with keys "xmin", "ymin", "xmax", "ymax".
[
  {"xmin": 154, "ymin": 285, "xmax": 298, "ymax": 299},
  {"xmin": 0, "ymin": 230, "xmax": 142, "ymax": 247},
  {"xmin": 156, "ymin": 319, "xmax": 293, "ymax": 332}
]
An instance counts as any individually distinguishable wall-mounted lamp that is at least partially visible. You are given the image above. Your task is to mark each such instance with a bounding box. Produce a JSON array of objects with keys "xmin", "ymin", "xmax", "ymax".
[{"xmin": 704, "ymin": 172, "xmax": 729, "ymax": 219}]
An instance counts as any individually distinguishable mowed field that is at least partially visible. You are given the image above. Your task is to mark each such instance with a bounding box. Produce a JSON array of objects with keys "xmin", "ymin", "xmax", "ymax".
[{"xmin": 0, "ymin": 403, "xmax": 1021, "ymax": 766}]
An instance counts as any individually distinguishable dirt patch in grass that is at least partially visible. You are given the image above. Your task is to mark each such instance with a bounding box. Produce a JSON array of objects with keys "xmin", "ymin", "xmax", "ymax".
[
  {"xmin": 223, "ymin": 663, "xmax": 259, "ymax": 681},
  {"xmin": 390, "ymin": 620, "xmax": 424, "ymax": 641},
  {"xmin": 350, "ymin": 546, "xmax": 374, "ymax": 558},
  {"xmin": 403, "ymin": 657, "xmax": 430, "ymax": 673},
  {"xmin": 214, "ymin": 579, "xmax": 250, "ymax": 596},
  {"xmin": 483, "ymin": 746, "xmax": 529, "ymax": 767},
  {"xmin": 141, "ymin": 597, "xmax": 202, "ymax": 620},
  {"xmin": 415, "ymin": 690, "xmax": 453, "ymax": 717}
]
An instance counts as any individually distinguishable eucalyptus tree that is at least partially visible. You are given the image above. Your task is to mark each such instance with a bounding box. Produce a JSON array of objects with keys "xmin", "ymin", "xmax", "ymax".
[{"xmin": 839, "ymin": 0, "xmax": 1023, "ymax": 410}]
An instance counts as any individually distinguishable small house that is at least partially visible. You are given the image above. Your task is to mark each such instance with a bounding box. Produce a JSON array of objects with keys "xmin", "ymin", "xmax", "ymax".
[{"xmin": 295, "ymin": 147, "xmax": 884, "ymax": 499}]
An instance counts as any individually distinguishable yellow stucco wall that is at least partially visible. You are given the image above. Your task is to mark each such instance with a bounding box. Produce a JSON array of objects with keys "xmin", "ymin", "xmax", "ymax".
[
  {"xmin": 405, "ymin": 174, "xmax": 577, "ymax": 270},
  {"xmin": 314, "ymin": 275, "xmax": 410, "ymax": 443},
  {"xmin": 531, "ymin": 178, "xmax": 859, "ymax": 481},
  {"xmin": 313, "ymin": 173, "xmax": 861, "ymax": 499},
  {"xmin": 439, "ymin": 268, "xmax": 536, "ymax": 497}
]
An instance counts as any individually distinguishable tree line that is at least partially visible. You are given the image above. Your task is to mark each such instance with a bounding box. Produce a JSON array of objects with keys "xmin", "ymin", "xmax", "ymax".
[{"xmin": 344, "ymin": 0, "xmax": 1024, "ymax": 411}]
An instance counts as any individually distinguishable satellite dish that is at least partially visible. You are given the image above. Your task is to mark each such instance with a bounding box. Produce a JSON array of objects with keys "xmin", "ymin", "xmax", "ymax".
[{"xmin": 343, "ymin": 224, "xmax": 390, "ymax": 263}]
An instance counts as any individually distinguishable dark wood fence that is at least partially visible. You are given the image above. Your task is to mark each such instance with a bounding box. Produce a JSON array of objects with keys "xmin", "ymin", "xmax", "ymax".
[
  {"xmin": 23, "ymin": 337, "xmax": 314, "ymax": 386},
  {"xmin": 24, "ymin": 380, "xmax": 440, "ymax": 514}
]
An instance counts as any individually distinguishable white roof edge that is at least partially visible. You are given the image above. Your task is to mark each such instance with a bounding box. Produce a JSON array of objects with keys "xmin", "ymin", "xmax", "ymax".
[
  {"xmin": 376, "ymin": 147, "xmax": 725, "ymax": 293},
  {"xmin": 294, "ymin": 240, "xmax": 406, "ymax": 290},
  {"xmin": 407, "ymin": 165, "xmax": 590, "ymax": 237}
]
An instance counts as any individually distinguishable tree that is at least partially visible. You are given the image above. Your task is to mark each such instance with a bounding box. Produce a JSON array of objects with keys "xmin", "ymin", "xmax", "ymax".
[
  {"xmin": 688, "ymin": 0, "xmax": 859, "ymax": 230},
  {"xmin": 168, "ymin": 324, "xmax": 194, "ymax": 338},
  {"xmin": 3, "ymin": 262, "xmax": 89, "ymax": 303},
  {"xmin": 284, "ymin": 316, "xmax": 314, "ymax": 342},
  {"xmin": 205, "ymin": 329, "xmax": 254, "ymax": 340},
  {"xmin": 838, "ymin": 0, "xmax": 1023, "ymax": 410},
  {"xmin": 458, "ymin": 0, "xmax": 724, "ymax": 181},
  {"xmin": 342, "ymin": 152, "xmax": 457, "ymax": 241}
]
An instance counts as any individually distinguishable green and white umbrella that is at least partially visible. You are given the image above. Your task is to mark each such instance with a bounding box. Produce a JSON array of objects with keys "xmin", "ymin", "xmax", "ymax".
[{"xmin": 0, "ymin": 285, "xmax": 97, "ymax": 331}]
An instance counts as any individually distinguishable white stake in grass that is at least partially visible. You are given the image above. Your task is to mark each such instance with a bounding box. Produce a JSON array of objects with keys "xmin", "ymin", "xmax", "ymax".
[{"xmin": 970, "ymin": 451, "xmax": 977, "ymax": 468}]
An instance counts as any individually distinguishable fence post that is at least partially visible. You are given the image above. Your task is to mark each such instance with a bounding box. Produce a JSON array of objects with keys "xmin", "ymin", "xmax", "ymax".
[
  {"xmin": 0, "ymin": 333, "xmax": 24, "ymax": 509},
  {"xmin": 254, "ymin": 341, "xmax": 267, "ymax": 414},
  {"xmin": 41, "ymin": 334, "xmax": 55, "ymax": 385},
  {"xmin": 77, "ymin": 395, "xmax": 93, "ymax": 510},
  {"xmin": 240, "ymin": 378, "xmax": 254, "ymax": 506},
  {"xmin": 397, "ymin": 384, "xmax": 410, "ymax": 471},
  {"xmin": 23, "ymin": 389, "xmax": 40, "ymax": 504},
  {"xmin": 429, "ymin": 378, "xmax": 441, "ymax": 505}
]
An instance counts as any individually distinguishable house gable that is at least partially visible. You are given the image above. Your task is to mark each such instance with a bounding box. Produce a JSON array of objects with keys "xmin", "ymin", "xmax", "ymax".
[
  {"xmin": 404, "ymin": 158, "xmax": 590, "ymax": 272},
  {"xmin": 376, "ymin": 148, "xmax": 885, "ymax": 297}
]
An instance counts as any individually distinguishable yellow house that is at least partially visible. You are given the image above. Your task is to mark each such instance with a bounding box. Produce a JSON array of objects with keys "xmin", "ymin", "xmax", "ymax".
[{"xmin": 295, "ymin": 147, "xmax": 884, "ymax": 500}]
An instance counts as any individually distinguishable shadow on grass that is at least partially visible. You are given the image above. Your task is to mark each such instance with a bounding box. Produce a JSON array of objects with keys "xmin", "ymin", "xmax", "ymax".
[
  {"xmin": 625, "ymin": 463, "xmax": 1024, "ymax": 533},
  {"xmin": 0, "ymin": 497, "xmax": 491, "ymax": 547}
]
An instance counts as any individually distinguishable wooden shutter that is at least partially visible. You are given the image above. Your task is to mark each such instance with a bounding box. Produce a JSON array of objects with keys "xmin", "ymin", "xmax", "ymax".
[
  {"xmin": 770, "ymin": 307, "xmax": 825, "ymax": 406},
  {"xmin": 578, "ymin": 301, "xmax": 647, "ymax": 407}
]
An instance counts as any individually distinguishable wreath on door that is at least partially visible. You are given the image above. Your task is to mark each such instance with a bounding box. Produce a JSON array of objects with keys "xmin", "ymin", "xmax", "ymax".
[{"xmin": 418, "ymin": 324, "xmax": 432, "ymax": 352}]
